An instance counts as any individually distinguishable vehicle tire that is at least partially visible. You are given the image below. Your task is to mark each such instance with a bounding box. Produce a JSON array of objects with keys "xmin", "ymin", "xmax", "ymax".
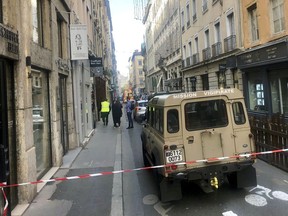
[{"xmin": 141, "ymin": 139, "xmax": 150, "ymax": 167}]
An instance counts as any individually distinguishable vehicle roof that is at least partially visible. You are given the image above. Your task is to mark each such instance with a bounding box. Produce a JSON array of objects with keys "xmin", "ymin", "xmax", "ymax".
[
  {"xmin": 137, "ymin": 100, "xmax": 148, "ymax": 103},
  {"xmin": 149, "ymin": 88, "xmax": 244, "ymax": 107}
]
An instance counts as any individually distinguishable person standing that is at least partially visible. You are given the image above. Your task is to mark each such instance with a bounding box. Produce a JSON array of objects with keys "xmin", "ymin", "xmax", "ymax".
[
  {"xmin": 112, "ymin": 99, "xmax": 122, "ymax": 127},
  {"xmin": 101, "ymin": 98, "xmax": 110, "ymax": 126},
  {"xmin": 126, "ymin": 97, "xmax": 134, "ymax": 129}
]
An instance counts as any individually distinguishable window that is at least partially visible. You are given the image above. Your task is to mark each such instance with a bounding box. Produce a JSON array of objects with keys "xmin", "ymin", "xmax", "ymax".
[
  {"xmin": 232, "ymin": 102, "xmax": 246, "ymax": 125},
  {"xmin": 214, "ymin": 22, "xmax": 221, "ymax": 43},
  {"xmin": 32, "ymin": 0, "xmax": 43, "ymax": 45},
  {"xmin": 57, "ymin": 13, "xmax": 64, "ymax": 58},
  {"xmin": 201, "ymin": 74, "xmax": 209, "ymax": 90},
  {"xmin": 202, "ymin": 0, "xmax": 208, "ymax": 13},
  {"xmin": 248, "ymin": 4, "xmax": 259, "ymax": 41},
  {"xmin": 227, "ymin": 12, "xmax": 235, "ymax": 36},
  {"xmin": 0, "ymin": 0, "xmax": 3, "ymax": 23},
  {"xmin": 181, "ymin": 10, "xmax": 185, "ymax": 31},
  {"xmin": 138, "ymin": 60, "xmax": 142, "ymax": 66},
  {"xmin": 186, "ymin": 4, "xmax": 190, "ymax": 27},
  {"xmin": 192, "ymin": 0, "xmax": 197, "ymax": 21},
  {"xmin": 194, "ymin": 37, "xmax": 199, "ymax": 53},
  {"xmin": 185, "ymin": 100, "xmax": 228, "ymax": 131},
  {"xmin": 271, "ymin": 0, "xmax": 285, "ymax": 33},
  {"xmin": 167, "ymin": 109, "xmax": 179, "ymax": 133},
  {"xmin": 204, "ymin": 29, "xmax": 210, "ymax": 48},
  {"xmin": 247, "ymin": 72, "xmax": 266, "ymax": 112},
  {"xmin": 139, "ymin": 70, "xmax": 143, "ymax": 75},
  {"xmin": 217, "ymin": 71, "xmax": 226, "ymax": 89}
]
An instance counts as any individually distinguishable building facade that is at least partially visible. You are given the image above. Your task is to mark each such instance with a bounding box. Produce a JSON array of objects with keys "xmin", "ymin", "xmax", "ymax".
[
  {"xmin": 129, "ymin": 50, "xmax": 145, "ymax": 97},
  {"xmin": 238, "ymin": 0, "xmax": 288, "ymax": 117},
  {"xmin": 143, "ymin": 0, "xmax": 182, "ymax": 93},
  {"xmin": 0, "ymin": 0, "xmax": 115, "ymax": 215},
  {"xmin": 180, "ymin": 0, "xmax": 243, "ymax": 92}
]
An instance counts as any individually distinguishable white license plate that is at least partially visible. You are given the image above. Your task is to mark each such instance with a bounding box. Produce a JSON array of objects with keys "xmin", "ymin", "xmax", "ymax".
[{"xmin": 165, "ymin": 149, "xmax": 183, "ymax": 163}]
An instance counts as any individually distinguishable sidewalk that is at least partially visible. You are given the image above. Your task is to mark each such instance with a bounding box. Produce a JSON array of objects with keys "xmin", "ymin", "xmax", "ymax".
[{"xmin": 17, "ymin": 114, "xmax": 123, "ymax": 216}]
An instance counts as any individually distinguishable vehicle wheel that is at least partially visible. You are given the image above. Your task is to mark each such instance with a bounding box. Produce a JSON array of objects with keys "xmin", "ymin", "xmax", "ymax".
[{"xmin": 142, "ymin": 141, "xmax": 150, "ymax": 167}]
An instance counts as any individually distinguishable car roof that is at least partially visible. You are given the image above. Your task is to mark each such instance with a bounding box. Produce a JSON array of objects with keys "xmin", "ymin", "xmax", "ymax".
[{"xmin": 148, "ymin": 88, "xmax": 244, "ymax": 107}]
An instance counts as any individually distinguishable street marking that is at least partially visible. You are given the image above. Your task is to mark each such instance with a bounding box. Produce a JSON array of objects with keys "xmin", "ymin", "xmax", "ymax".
[
  {"xmin": 143, "ymin": 194, "xmax": 174, "ymax": 216},
  {"xmin": 245, "ymin": 194, "xmax": 267, "ymax": 207},
  {"xmin": 271, "ymin": 191, "xmax": 288, "ymax": 201},
  {"xmin": 222, "ymin": 211, "xmax": 238, "ymax": 216}
]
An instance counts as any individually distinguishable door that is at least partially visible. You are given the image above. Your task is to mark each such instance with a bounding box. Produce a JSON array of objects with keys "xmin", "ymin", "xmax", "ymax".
[{"xmin": 59, "ymin": 76, "xmax": 69, "ymax": 154}]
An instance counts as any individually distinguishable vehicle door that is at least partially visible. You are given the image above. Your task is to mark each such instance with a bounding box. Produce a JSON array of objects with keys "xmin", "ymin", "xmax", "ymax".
[
  {"xmin": 229, "ymin": 100, "xmax": 255, "ymax": 154},
  {"xmin": 182, "ymin": 98, "xmax": 235, "ymax": 165}
]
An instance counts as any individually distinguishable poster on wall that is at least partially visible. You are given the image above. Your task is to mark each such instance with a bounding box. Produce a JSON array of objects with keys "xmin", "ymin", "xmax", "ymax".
[{"xmin": 70, "ymin": 24, "xmax": 88, "ymax": 60}]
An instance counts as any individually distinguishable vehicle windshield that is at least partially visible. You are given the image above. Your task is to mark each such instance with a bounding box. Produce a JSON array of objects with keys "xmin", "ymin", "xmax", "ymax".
[
  {"xmin": 185, "ymin": 99, "xmax": 228, "ymax": 131},
  {"xmin": 138, "ymin": 102, "xmax": 148, "ymax": 107}
]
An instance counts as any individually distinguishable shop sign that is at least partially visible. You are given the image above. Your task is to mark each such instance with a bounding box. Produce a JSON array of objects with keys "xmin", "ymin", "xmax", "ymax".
[
  {"xmin": 70, "ymin": 24, "xmax": 88, "ymax": 60},
  {"xmin": 237, "ymin": 41, "xmax": 288, "ymax": 68},
  {"xmin": 0, "ymin": 24, "xmax": 19, "ymax": 55},
  {"xmin": 90, "ymin": 56, "xmax": 103, "ymax": 77}
]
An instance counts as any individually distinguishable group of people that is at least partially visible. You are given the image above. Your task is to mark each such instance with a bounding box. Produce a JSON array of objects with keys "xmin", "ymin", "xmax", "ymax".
[{"xmin": 100, "ymin": 97, "xmax": 134, "ymax": 129}]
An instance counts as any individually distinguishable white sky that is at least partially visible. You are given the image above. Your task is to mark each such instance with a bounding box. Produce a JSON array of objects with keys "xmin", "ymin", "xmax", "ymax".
[{"xmin": 109, "ymin": 0, "xmax": 145, "ymax": 76}]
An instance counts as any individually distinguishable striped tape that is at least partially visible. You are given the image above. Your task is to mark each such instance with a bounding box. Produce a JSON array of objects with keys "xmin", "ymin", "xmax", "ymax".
[
  {"xmin": 1, "ymin": 148, "xmax": 287, "ymax": 189},
  {"xmin": 1, "ymin": 184, "xmax": 8, "ymax": 216}
]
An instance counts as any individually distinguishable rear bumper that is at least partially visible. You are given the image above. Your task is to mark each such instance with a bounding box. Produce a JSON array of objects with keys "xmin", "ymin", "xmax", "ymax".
[{"xmin": 168, "ymin": 160, "xmax": 255, "ymax": 181}]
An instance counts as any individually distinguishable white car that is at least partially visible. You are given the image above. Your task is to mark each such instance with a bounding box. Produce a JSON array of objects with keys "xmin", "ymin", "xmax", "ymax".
[{"xmin": 133, "ymin": 100, "xmax": 148, "ymax": 122}]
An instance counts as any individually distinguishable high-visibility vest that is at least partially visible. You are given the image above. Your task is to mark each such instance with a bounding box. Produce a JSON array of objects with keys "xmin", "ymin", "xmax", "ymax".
[{"xmin": 101, "ymin": 101, "xmax": 110, "ymax": 112}]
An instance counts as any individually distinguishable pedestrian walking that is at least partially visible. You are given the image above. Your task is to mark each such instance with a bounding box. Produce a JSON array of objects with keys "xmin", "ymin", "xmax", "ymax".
[
  {"xmin": 101, "ymin": 98, "xmax": 110, "ymax": 126},
  {"xmin": 112, "ymin": 99, "xmax": 122, "ymax": 127},
  {"xmin": 126, "ymin": 97, "xmax": 134, "ymax": 129}
]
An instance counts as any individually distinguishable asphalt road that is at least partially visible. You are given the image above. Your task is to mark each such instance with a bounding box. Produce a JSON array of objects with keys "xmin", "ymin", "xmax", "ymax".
[{"xmin": 123, "ymin": 120, "xmax": 288, "ymax": 216}]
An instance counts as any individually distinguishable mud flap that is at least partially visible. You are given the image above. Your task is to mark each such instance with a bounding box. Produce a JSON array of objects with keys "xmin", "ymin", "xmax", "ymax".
[
  {"xmin": 236, "ymin": 166, "xmax": 257, "ymax": 188},
  {"xmin": 160, "ymin": 178, "xmax": 182, "ymax": 202}
]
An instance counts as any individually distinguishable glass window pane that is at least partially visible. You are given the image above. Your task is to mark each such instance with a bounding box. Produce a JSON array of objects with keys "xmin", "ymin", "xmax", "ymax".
[
  {"xmin": 232, "ymin": 102, "xmax": 246, "ymax": 125},
  {"xmin": 167, "ymin": 109, "xmax": 179, "ymax": 133}
]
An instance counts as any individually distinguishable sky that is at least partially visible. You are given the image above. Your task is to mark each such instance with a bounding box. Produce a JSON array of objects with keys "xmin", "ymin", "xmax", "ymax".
[{"xmin": 109, "ymin": 0, "xmax": 145, "ymax": 76}]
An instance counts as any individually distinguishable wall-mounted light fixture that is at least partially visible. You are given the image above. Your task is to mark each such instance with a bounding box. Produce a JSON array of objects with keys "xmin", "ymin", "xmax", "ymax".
[{"xmin": 26, "ymin": 56, "xmax": 33, "ymax": 78}]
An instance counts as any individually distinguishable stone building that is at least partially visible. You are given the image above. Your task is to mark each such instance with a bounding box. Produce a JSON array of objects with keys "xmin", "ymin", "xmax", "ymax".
[
  {"xmin": 143, "ymin": 0, "xmax": 182, "ymax": 93},
  {"xmin": 129, "ymin": 50, "xmax": 145, "ymax": 97},
  {"xmin": 237, "ymin": 0, "xmax": 288, "ymax": 117},
  {"xmin": 180, "ymin": 0, "xmax": 243, "ymax": 92},
  {"xmin": 0, "ymin": 0, "xmax": 115, "ymax": 215}
]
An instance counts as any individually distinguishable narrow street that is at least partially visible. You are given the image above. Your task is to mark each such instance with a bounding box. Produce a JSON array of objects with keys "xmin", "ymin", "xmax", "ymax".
[{"xmin": 20, "ymin": 115, "xmax": 288, "ymax": 216}]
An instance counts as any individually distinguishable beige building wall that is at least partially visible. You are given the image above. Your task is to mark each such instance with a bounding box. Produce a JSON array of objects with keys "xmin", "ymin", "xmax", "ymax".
[
  {"xmin": 180, "ymin": 0, "xmax": 243, "ymax": 91},
  {"xmin": 241, "ymin": 0, "xmax": 288, "ymax": 48}
]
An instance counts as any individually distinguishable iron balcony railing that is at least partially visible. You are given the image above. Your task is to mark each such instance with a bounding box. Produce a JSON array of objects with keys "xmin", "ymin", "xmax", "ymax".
[
  {"xmin": 202, "ymin": 47, "xmax": 211, "ymax": 61},
  {"xmin": 192, "ymin": 53, "xmax": 199, "ymax": 64},
  {"xmin": 224, "ymin": 35, "xmax": 236, "ymax": 52},
  {"xmin": 212, "ymin": 42, "xmax": 222, "ymax": 57}
]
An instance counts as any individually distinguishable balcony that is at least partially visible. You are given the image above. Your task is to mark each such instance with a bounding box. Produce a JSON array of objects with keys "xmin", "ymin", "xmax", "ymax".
[
  {"xmin": 192, "ymin": 53, "xmax": 199, "ymax": 64},
  {"xmin": 202, "ymin": 47, "xmax": 211, "ymax": 61},
  {"xmin": 224, "ymin": 35, "xmax": 236, "ymax": 52},
  {"xmin": 212, "ymin": 42, "xmax": 222, "ymax": 57},
  {"xmin": 186, "ymin": 57, "xmax": 192, "ymax": 67}
]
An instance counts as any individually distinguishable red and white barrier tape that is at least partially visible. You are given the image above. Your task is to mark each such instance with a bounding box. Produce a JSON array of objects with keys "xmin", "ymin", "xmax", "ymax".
[
  {"xmin": 1, "ymin": 183, "xmax": 8, "ymax": 216},
  {"xmin": 0, "ymin": 148, "xmax": 287, "ymax": 189}
]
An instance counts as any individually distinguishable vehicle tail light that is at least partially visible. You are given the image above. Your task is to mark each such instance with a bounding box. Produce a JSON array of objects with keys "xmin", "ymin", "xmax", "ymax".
[{"xmin": 171, "ymin": 164, "xmax": 178, "ymax": 170}]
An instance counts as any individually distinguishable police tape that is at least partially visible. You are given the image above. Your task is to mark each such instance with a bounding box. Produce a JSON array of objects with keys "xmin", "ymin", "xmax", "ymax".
[
  {"xmin": 0, "ymin": 148, "xmax": 288, "ymax": 189},
  {"xmin": 1, "ymin": 184, "xmax": 8, "ymax": 216}
]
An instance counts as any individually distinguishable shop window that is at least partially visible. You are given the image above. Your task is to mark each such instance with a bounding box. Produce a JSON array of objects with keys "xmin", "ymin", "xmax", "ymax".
[
  {"xmin": 270, "ymin": 76, "xmax": 288, "ymax": 115},
  {"xmin": 201, "ymin": 74, "xmax": 209, "ymax": 90},
  {"xmin": 31, "ymin": 69, "xmax": 51, "ymax": 178},
  {"xmin": 248, "ymin": 73, "xmax": 266, "ymax": 112}
]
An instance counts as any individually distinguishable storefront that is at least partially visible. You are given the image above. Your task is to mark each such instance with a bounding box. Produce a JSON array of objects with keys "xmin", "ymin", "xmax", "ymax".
[
  {"xmin": 0, "ymin": 59, "xmax": 17, "ymax": 212},
  {"xmin": 237, "ymin": 38, "xmax": 288, "ymax": 118}
]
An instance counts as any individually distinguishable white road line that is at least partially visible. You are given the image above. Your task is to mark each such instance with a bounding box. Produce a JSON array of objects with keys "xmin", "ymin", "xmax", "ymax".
[{"xmin": 111, "ymin": 133, "xmax": 123, "ymax": 216}]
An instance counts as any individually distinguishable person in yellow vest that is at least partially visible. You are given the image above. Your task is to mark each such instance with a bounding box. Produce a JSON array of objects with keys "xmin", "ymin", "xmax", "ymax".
[{"xmin": 101, "ymin": 98, "xmax": 110, "ymax": 126}]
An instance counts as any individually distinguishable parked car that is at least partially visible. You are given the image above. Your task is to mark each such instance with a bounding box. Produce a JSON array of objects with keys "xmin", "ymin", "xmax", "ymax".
[
  {"xmin": 141, "ymin": 89, "xmax": 257, "ymax": 202},
  {"xmin": 133, "ymin": 100, "xmax": 148, "ymax": 122}
]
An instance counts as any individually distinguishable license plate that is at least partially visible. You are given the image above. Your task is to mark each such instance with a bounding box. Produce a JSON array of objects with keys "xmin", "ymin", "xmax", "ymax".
[{"xmin": 165, "ymin": 149, "xmax": 183, "ymax": 163}]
